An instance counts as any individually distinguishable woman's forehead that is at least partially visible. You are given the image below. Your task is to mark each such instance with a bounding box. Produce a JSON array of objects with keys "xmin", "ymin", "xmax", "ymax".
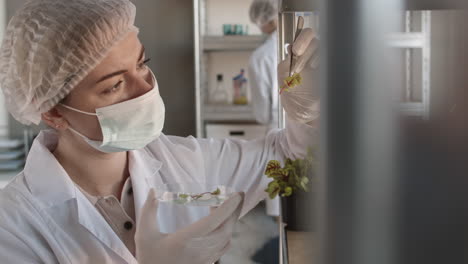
[
  {"xmin": 87, "ymin": 32, "xmax": 143, "ymax": 80},
  {"xmin": 99, "ymin": 32, "xmax": 141, "ymax": 67}
]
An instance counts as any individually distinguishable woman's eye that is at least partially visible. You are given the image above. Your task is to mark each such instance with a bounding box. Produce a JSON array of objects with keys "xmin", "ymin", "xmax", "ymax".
[
  {"xmin": 103, "ymin": 81, "xmax": 123, "ymax": 94},
  {"xmin": 137, "ymin": 58, "xmax": 151, "ymax": 70}
]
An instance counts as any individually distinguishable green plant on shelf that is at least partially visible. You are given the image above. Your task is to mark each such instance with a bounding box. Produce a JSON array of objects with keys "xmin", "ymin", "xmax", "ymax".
[{"xmin": 264, "ymin": 148, "xmax": 315, "ymax": 199}]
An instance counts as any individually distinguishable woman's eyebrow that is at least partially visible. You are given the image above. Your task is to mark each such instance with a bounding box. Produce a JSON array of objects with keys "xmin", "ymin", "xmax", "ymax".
[
  {"xmin": 96, "ymin": 70, "xmax": 128, "ymax": 84},
  {"xmin": 95, "ymin": 45, "xmax": 145, "ymax": 84}
]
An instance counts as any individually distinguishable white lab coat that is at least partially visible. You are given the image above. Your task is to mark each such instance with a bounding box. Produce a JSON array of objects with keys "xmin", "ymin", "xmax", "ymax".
[
  {"xmin": 0, "ymin": 118, "xmax": 315, "ymax": 264},
  {"xmin": 248, "ymin": 32, "xmax": 279, "ymax": 127},
  {"xmin": 248, "ymin": 32, "xmax": 281, "ymax": 216}
]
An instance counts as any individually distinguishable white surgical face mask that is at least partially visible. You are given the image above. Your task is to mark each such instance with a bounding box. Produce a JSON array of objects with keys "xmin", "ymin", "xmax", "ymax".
[{"xmin": 60, "ymin": 71, "xmax": 165, "ymax": 153}]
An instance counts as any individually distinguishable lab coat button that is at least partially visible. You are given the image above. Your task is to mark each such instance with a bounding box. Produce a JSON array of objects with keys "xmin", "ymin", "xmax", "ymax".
[
  {"xmin": 127, "ymin": 187, "xmax": 133, "ymax": 195},
  {"xmin": 124, "ymin": 221, "xmax": 133, "ymax": 230}
]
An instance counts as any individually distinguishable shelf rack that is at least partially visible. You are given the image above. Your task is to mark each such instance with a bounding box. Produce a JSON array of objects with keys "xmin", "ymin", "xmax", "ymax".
[
  {"xmin": 203, "ymin": 35, "xmax": 267, "ymax": 51},
  {"xmin": 203, "ymin": 104, "xmax": 257, "ymax": 122},
  {"xmin": 193, "ymin": 0, "xmax": 268, "ymax": 137},
  {"xmin": 389, "ymin": 11, "xmax": 432, "ymax": 119}
]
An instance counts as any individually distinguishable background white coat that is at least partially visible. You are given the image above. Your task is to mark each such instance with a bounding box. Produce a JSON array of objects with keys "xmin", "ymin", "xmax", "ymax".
[{"xmin": 248, "ymin": 32, "xmax": 281, "ymax": 216}]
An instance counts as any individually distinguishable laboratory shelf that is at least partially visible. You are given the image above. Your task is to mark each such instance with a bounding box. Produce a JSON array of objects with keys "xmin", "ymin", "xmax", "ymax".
[
  {"xmin": 203, "ymin": 35, "xmax": 267, "ymax": 51},
  {"xmin": 0, "ymin": 138, "xmax": 24, "ymax": 149},
  {"xmin": 203, "ymin": 104, "xmax": 257, "ymax": 121},
  {"xmin": 387, "ymin": 32, "xmax": 425, "ymax": 48},
  {"xmin": 0, "ymin": 160, "xmax": 25, "ymax": 171},
  {"xmin": 400, "ymin": 102, "xmax": 425, "ymax": 116},
  {"xmin": 0, "ymin": 150, "xmax": 25, "ymax": 160}
]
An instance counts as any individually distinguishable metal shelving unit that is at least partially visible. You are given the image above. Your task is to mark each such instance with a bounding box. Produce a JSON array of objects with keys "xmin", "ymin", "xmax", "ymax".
[
  {"xmin": 193, "ymin": 0, "xmax": 268, "ymax": 138},
  {"xmin": 203, "ymin": 35, "xmax": 267, "ymax": 51},
  {"xmin": 0, "ymin": 128, "xmax": 35, "ymax": 173},
  {"xmin": 389, "ymin": 11, "xmax": 432, "ymax": 119},
  {"xmin": 203, "ymin": 104, "xmax": 257, "ymax": 122}
]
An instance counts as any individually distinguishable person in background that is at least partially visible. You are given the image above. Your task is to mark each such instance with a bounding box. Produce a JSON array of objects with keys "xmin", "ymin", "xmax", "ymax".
[
  {"xmin": 248, "ymin": 0, "xmax": 281, "ymax": 217},
  {"xmin": 248, "ymin": 0, "xmax": 279, "ymax": 128}
]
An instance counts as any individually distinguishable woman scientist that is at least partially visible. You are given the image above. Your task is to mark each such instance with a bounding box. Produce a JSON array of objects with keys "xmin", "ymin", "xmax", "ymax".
[{"xmin": 0, "ymin": 0, "xmax": 319, "ymax": 263}]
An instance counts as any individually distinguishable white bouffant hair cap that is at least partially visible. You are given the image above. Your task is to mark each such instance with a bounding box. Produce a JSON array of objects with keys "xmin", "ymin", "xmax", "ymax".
[{"xmin": 0, "ymin": 0, "xmax": 138, "ymax": 125}]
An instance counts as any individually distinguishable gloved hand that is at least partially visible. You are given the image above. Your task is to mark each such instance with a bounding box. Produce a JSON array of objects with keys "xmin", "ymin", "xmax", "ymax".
[
  {"xmin": 135, "ymin": 189, "xmax": 244, "ymax": 264},
  {"xmin": 278, "ymin": 28, "xmax": 320, "ymax": 125}
]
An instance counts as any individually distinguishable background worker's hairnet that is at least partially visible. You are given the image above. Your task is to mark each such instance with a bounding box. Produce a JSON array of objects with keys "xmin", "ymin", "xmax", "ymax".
[
  {"xmin": 249, "ymin": 0, "xmax": 278, "ymax": 27},
  {"xmin": 0, "ymin": 0, "xmax": 138, "ymax": 125}
]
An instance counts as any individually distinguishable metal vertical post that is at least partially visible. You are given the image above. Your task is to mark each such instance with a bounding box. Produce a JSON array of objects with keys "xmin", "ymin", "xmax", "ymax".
[
  {"xmin": 321, "ymin": 0, "xmax": 401, "ymax": 264},
  {"xmin": 277, "ymin": 10, "xmax": 285, "ymax": 263},
  {"xmin": 405, "ymin": 11, "xmax": 413, "ymax": 102},
  {"xmin": 278, "ymin": 3, "xmax": 313, "ymax": 263},
  {"xmin": 193, "ymin": 0, "xmax": 202, "ymax": 138},
  {"xmin": 421, "ymin": 11, "xmax": 431, "ymax": 119},
  {"xmin": 277, "ymin": 9, "xmax": 303, "ymax": 264}
]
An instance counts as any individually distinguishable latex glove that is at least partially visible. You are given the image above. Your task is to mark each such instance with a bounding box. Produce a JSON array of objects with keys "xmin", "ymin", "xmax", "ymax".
[
  {"xmin": 278, "ymin": 28, "xmax": 320, "ymax": 125},
  {"xmin": 135, "ymin": 189, "xmax": 244, "ymax": 264}
]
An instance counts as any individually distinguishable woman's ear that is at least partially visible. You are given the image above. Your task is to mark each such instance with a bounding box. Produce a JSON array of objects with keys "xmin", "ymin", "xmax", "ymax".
[{"xmin": 41, "ymin": 107, "xmax": 69, "ymax": 130}]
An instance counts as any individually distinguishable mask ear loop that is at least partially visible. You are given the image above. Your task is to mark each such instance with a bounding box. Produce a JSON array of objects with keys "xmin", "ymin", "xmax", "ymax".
[
  {"xmin": 59, "ymin": 103, "xmax": 98, "ymax": 116},
  {"xmin": 149, "ymin": 69, "xmax": 157, "ymax": 89},
  {"xmin": 58, "ymin": 103, "xmax": 103, "ymax": 146}
]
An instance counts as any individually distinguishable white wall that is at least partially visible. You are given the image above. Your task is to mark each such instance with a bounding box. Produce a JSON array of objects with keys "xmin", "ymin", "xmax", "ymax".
[
  {"xmin": 133, "ymin": 0, "xmax": 197, "ymax": 136},
  {"xmin": 0, "ymin": 0, "xmax": 8, "ymax": 137}
]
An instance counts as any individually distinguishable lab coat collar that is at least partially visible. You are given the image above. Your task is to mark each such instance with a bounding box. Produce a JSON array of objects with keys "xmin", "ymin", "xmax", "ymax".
[
  {"xmin": 24, "ymin": 130, "xmax": 77, "ymax": 207},
  {"xmin": 76, "ymin": 149, "xmax": 162, "ymax": 264},
  {"xmin": 128, "ymin": 147, "xmax": 164, "ymax": 223},
  {"xmin": 24, "ymin": 130, "xmax": 163, "ymax": 264},
  {"xmin": 24, "ymin": 130, "xmax": 163, "ymax": 209},
  {"xmin": 269, "ymin": 31, "xmax": 278, "ymax": 40},
  {"xmin": 76, "ymin": 192, "xmax": 137, "ymax": 264}
]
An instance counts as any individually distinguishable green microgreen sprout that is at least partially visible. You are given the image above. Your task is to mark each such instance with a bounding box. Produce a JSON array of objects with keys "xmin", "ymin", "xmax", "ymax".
[
  {"xmin": 177, "ymin": 187, "xmax": 222, "ymax": 202},
  {"xmin": 178, "ymin": 194, "xmax": 189, "ymax": 199}
]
